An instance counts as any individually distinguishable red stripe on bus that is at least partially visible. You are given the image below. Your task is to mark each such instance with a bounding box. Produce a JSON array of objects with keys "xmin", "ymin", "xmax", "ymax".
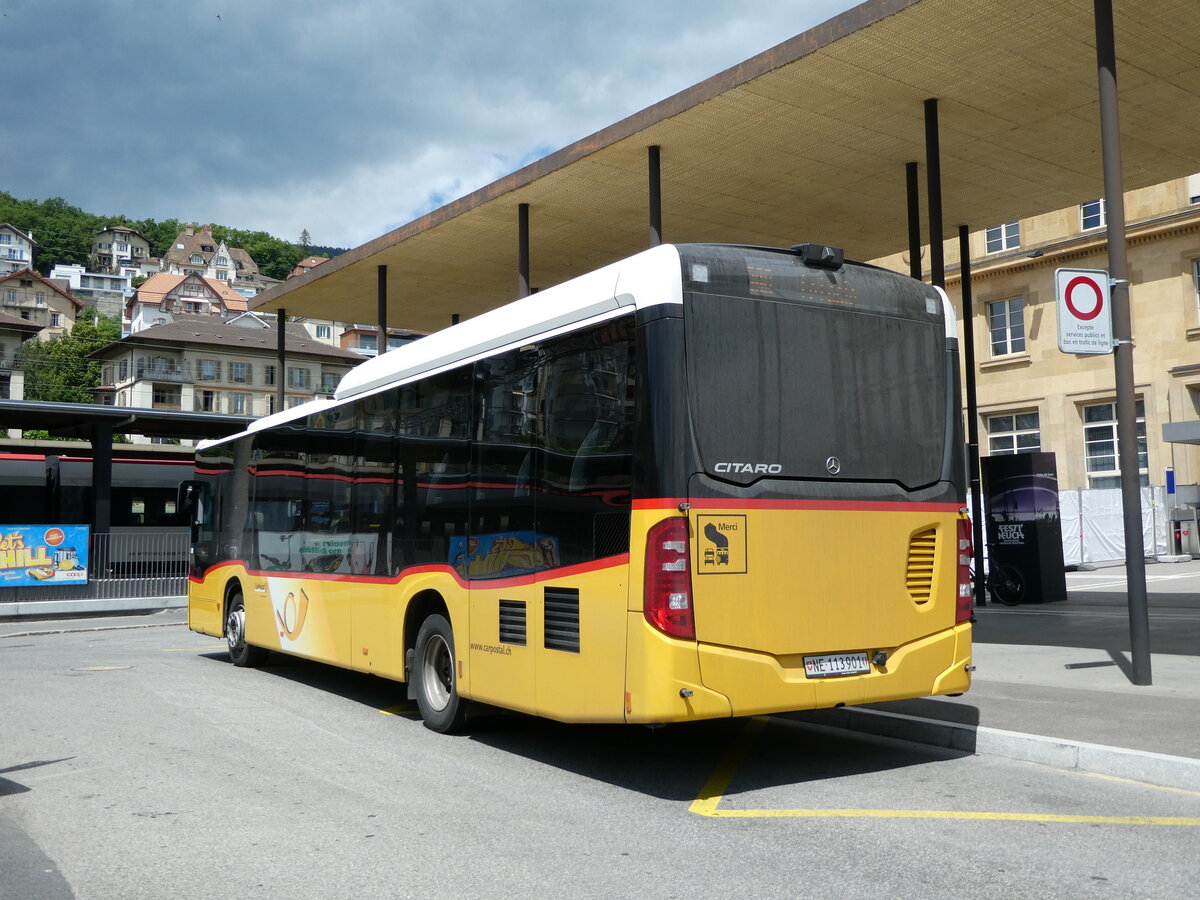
[{"xmin": 193, "ymin": 554, "xmax": 631, "ymax": 589}]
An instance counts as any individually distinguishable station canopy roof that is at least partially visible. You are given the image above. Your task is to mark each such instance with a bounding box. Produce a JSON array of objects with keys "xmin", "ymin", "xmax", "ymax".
[{"xmin": 252, "ymin": 0, "xmax": 1200, "ymax": 332}]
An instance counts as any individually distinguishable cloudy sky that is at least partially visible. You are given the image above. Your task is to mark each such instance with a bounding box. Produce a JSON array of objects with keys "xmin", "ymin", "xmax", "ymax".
[{"xmin": 6, "ymin": 0, "xmax": 857, "ymax": 250}]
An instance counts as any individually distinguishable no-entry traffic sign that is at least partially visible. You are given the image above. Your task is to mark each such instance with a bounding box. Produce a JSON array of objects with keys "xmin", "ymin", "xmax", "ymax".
[{"xmin": 1056, "ymin": 267, "xmax": 1113, "ymax": 354}]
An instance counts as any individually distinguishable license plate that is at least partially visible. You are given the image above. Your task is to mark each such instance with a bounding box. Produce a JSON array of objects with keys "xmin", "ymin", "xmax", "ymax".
[{"xmin": 803, "ymin": 651, "xmax": 871, "ymax": 678}]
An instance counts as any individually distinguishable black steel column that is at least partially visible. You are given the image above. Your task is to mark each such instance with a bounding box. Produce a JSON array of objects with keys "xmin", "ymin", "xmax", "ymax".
[
  {"xmin": 906, "ymin": 162, "xmax": 922, "ymax": 280},
  {"xmin": 377, "ymin": 265, "xmax": 388, "ymax": 355},
  {"xmin": 90, "ymin": 422, "xmax": 112, "ymax": 535},
  {"xmin": 959, "ymin": 226, "xmax": 986, "ymax": 605},
  {"xmin": 518, "ymin": 203, "xmax": 531, "ymax": 298},
  {"xmin": 924, "ymin": 99, "xmax": 945, "ymax": 286},
  {"xmin": 648, "ymin": 145, "xmax": 662, "ymax": 247},
  {"xmin": 1095, "ymin": 0, "xmax": 1151, "ymax": 684},
  {"xmin": 276, "ymin": 309, "xmax": 286, "ymax": 411}
]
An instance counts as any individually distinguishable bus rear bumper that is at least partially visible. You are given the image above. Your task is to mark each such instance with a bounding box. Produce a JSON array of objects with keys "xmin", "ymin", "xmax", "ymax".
[{"xmin": 696, "ymin": 624, "xmax": 972, "ymax": 717}]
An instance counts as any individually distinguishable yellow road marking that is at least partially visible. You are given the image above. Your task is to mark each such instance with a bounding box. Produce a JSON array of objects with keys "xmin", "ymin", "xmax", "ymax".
[
  {"xmin": 1079, "ymin": 770, "xmax": 1200, "ymax": 799},
  {"xmin": 690, "ymin": 716, "xmax": 769, "ymax": 817},
  {"xmin": 688, "ymin": 717, "xmax": 1200, "ymax": 827},
  {"xmin": 380, "ymin": 703, "xmax": 418, "ymax": 717}
]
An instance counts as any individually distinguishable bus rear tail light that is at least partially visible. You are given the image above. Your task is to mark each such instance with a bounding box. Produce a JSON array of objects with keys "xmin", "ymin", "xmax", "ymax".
[
  {"xmin": 956, "ymin": 511, "xmax": 973, "ymax": 624},
  {"xmin": 644, "ymin": 518, "xmax": 696, "ymax": 640}
]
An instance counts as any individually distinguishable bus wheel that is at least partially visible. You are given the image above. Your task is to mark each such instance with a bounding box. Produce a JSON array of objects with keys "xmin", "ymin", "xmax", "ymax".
[
  {"xmin": 226, "ymin": 591, "xmax": 268, "ymax": 668},
  {"xmin": 414, "ymin": 613, "xmax": 467, "ymax": 733}
]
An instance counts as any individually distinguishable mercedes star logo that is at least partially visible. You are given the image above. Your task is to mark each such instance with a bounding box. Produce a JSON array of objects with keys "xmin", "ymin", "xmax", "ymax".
[{"xmin": 825, "ymin": 456, "xmax": 842, "ymax": 475}]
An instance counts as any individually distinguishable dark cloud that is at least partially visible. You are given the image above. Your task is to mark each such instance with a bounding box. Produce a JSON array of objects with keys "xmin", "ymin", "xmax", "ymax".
[{"xmin": 3, "ymin": 0, "xmax": 854, "ymax": 246}]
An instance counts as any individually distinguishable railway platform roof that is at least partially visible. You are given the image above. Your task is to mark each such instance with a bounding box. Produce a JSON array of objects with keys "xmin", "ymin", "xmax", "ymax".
[
  {"xmin": 249, "ymin": 0, "xmax": 1200, "ymax": 331},
  {"xmin": 0, "ymin": 399, "xmax": 254, "ymax": 441}
]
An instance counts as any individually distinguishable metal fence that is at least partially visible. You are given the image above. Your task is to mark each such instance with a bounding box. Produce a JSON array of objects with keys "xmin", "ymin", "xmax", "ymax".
[{"xmin": 0, "ymin": 531, "xmax": 188, "ymax": 604}]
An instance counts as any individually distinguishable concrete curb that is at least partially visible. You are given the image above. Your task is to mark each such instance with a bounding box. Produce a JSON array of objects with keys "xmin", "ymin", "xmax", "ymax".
[
  {"xmin": 0, "ymin": 621, "xmax": 187, "ymax": 639},
  {"xmin": 818, "ymin": 706, "xmax": 1200, "ymax": 792},
  {"xmin": 0, "ymin": 596, "xmax": 185, "ymax": 619}
]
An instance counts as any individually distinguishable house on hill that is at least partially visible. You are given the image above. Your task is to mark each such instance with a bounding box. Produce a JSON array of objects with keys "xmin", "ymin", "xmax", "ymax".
[
  {"xmin": 0, "ymin": 310, "xmax": 43, "ymax": 433},
  {"xmin": 161, "ymin": 223, "xmax": 268, "ymax": 295},
  {"xmin": 0, "ymin": 268, "xmax": 82, "ymax": 339},
  {"xmin": 91, "ymin": 225, "xmax": 152, "ymax": 274},
  {"xmin": 0, "ymin": 223, "xmax": 36, "ymax": 276},
  {"xmin": 288, "ymin": 256, "xmax": 330, "ymax": 278},
  {"xmin": 127, "ymin": 272, "xmax": 248, "ymax": 332}
]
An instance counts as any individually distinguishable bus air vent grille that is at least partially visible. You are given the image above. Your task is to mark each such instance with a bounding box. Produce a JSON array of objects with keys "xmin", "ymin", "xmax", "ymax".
[
  {"xmin": 544, "ymin": 587, "xmax": 580, "ymax": 653},
  {"xmin": 499, "ymin": 599, "xmax": 527, "ymax": 646},
  {"xmin": 906, "ymin": 528, "xmax": 937, "ymax": 604}
]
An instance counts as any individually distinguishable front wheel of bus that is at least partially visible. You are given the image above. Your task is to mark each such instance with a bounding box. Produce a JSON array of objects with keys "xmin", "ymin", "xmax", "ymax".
[
  {"xmin": 226, "ymin": 591, "xmax": 268, "ymax": 668},
  {"xmin": 414, "ymin": 614, "xmax": 467, "ymax": 733}
]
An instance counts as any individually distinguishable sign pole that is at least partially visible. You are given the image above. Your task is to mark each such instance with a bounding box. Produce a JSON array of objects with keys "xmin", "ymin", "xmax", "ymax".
[{"xmin": 1094, "ymin": 0, "xmax": 1151, "ymax": 684}]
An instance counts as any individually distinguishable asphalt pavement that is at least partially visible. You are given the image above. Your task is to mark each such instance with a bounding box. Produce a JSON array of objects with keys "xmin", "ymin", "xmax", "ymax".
[{"xmin": 4, "ymin": 559, "xmax": 1200, "ymax": 790}]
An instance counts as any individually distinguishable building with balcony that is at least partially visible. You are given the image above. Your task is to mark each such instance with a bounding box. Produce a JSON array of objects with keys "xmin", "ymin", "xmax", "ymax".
[
  {"xmin": 872, "ymin": 172, "xmax": 1200, "ymax": 493},
  {"xmin": 0, "ymin": 224, "xmax": 36, "ymax": 276},
  {"xmin": 91, "ymin": 226, "xmax": 152, "ymax": 274},
  {"xmin": 93, "ymin": 313, "xmax": 361, "ymax": 440},
  {"xmin": 0, "ymin": 269, "xmax": 81, "ymax": 339}
]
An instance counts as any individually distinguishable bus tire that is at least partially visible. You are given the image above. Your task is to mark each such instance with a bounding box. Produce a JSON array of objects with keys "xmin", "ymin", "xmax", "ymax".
[
  {"xmin": 226, "ymin": 591, "xmax": 268, "ymax": 668},
  {"xmin": 414, "ymin": 613, "xmax": 467, "ymax": 733}
]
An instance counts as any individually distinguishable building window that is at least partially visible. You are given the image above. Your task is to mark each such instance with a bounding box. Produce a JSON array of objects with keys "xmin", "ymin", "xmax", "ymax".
[
  {"xmin": 197, "ymin": 359, "xmax": 219, "ymax": 381},
  {"xmin": 321, "ymin": 372, "xmax": 338, "ymax": 393},
  {"xmin": 4, "ymin": 289, "xmax": 14, "ymax": 302},
  {"xmin": 987, "ymin": 298, "xmax": 1025, "ymax": 356},
  {"xmin": 287, "ymin": 396, "xmax": 306, "ymax": 408},
  {"xmin": 229, "ymin": 392, "xmax": 250, "ymax": 414},
  {"xmin": 264, "ymin": 365, "xmax": 276, "ymax": 386},
  {"xmin": 229, "ymin": 361, "xmax": 250, "ymax": 384},
  {"xmin": 152, "ymin": 385, "xmax": 181, "ymax": 408},
  {"xmin": 1083, "ymin": 399, "xmax": 1147, "ymax": 489},
  {"xmin": 1081, "ymin": 198, "xmax": 1106, "ymax": 230},
  {"xmin": 1192, "ymin": 259, "xmax": 1200, "ymax": 324},
  {"xmin": 190, "ymin": 254, "xmax": 204, "ymax": 264},
  {"xmin": 287, "ymin": 367, "xmax": 309, "ymax": 389},
  {"xmin": 985, "ymin": 222, "xmax": 1020, "ymax": 254},
  {"xmin": 0, "ymin": 373, "xmax": 9, "ymax": 400},
  {"xmin": 216, "ymin": 270, "xmax": 228, "ymax": 280},
  {"xmin": 315, "ymin": 324, "xmax": 331, "ymax": 339},
  {"xmin": 198, "ymin": 389, "xmax": 216, "ymax": 412},
  {"xmin": 50, "ymin": 313, "xmax": 62, "ymax": 327},
  {"xmin": 0, "ymin": 234, "xmax": 10, "ymax": 245},
  {"xmin": 988, "ymin": 412, "xmax": 1040, "ymax": 455}
]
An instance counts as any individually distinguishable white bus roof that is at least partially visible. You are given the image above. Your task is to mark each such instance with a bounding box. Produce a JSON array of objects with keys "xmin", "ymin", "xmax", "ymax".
[
  {"xmin": 197, "ymin": 244, "xmax": 683, "ymax": 451},
  {"xmin": 333, "ymin": 243, "xmax": 684, "ymax": 402}
]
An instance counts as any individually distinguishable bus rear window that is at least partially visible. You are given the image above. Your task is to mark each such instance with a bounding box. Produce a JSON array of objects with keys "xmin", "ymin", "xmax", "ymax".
[{"xmin": 683, "ymin": 289, "xmax": 947, "ymax": 490}]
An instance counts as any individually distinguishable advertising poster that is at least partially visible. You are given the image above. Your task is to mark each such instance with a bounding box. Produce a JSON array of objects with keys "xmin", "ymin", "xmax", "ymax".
[
  {"xmin": 0, "ymin": 525, "xmax": 90, "ymax": 587},
  {"xmin": 981, "ymin": 453, "xmax": 1067, "ymax": 604},
  {"xmin": 450, "ymin": 532, "xmax": 561, "ymax": 580}
]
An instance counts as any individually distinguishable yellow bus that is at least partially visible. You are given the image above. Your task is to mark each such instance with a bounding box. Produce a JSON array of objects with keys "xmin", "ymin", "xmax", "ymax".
[{"xmin": 185, "ymin": 242, "xmax": 973, "ymax": 732}]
